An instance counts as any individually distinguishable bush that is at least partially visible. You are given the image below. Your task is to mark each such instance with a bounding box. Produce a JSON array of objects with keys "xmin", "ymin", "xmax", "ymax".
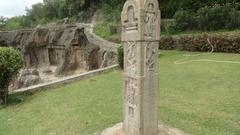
[
  {"xmin": 93, "ymin": 23, "xmax": 111, "ymax": 39},
  {"xmin": 117, "ymin": 45, "xmax": 124, "ymax": 69},
  {"xmin": 93, "ymin": 22, "xmax": 120, "ymax": 39},
  {"xmin": 174, "ymin": 10, "xmax": 196, "ymax": 31},
  {"xmin": 159, "ymin": 33, "xmax": 240, "ymax": 53},
  {"xmin": 227, "ymin": 11, "xmax": 240, "ymax": 29},
  {"xmin": 174, "ymin": 4, "xmax": 240, "ymax": 31},
  {"xmin": 0, "ymin": 47, "xmax": 23, "ymax": 104},
  {"xmin": 100, "ymin": 0, "xmax": 123, "ymax": 23},
  {"xmin": 161, "ymin": 19, "xmax": 177, "ymax": 35},
  {"xmin": 160, "ymin": 0, "xmax": 239, "ymax": 18},
  {"xmin": 198, "ymin": 5, "xmax": 240, "ymax": 31}
]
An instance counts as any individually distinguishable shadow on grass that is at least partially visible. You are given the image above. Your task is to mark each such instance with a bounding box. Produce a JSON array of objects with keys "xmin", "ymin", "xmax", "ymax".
[{"xmin": 0, "ymin": 92, "xmax": 34, "ymax": 109}]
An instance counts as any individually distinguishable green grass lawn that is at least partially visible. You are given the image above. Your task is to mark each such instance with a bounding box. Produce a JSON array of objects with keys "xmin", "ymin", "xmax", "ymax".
[{"xmin": 1, "ymin": 50, "xmax": 240, "ymax": 135}]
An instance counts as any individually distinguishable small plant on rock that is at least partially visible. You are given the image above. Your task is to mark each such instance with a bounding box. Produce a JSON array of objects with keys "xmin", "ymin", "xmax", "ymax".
[{"xmin": 117, "ymin": 45, "xmax": 124, "ymax": 69}]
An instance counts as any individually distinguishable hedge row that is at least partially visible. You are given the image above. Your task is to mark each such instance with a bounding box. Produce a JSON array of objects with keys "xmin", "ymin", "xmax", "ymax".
[
  {"xmin": 173, "ymin": 4, "xmax": 240, "ymax": 31},
  {"xmin": 159, "ymin": 33, "xmax": 240, "ymax": 53}
]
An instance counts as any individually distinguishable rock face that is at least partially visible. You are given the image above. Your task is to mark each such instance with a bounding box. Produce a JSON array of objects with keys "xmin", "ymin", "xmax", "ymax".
[
  {"xmin": 16, "ymin": 69, "xmax": 41, "ymax": 88},
  {"xmin": 0, "ymin": 23, "xmax": 117, "ymax": 89}
]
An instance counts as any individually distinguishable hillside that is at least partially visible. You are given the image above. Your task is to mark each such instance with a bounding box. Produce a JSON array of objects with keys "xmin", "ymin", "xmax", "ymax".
[{"xmin": 1, "ymin": 0, "xmax": 239, "ymax": 31}]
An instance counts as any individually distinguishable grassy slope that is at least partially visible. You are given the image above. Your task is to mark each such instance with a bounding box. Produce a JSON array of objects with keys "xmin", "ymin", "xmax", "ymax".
[{"xmin": 1, "ymin": 51, "xmax": 240, "ymax": 135}]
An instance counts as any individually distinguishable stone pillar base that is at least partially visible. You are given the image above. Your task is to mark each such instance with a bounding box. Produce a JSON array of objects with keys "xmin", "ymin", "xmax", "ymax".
[{"xmin": 98, "ymin": 123, "xmax": 188, "ymax": 135}]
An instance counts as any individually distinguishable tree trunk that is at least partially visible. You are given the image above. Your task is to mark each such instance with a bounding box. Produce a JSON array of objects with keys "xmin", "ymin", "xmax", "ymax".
[{"xmin": 0, "ymin": 87, "xmax": 8, "ymax": 104}]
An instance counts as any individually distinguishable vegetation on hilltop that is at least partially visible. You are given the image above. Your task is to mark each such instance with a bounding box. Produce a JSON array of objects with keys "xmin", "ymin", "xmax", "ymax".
[{"xmin": 1, "ymin": 0, "xmax": 239, "ymax": 31}]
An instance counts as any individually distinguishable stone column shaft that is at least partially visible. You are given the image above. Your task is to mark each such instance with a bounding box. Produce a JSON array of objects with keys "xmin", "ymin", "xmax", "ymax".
[{"xmin": 121, "ymin": 0, "xmax": 160, "ymax": 135}]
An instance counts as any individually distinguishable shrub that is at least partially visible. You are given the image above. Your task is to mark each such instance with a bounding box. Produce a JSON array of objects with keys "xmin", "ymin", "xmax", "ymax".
[
  {"xmin": 100, "ymin": 0, "xmax": 123, "ymax": 23},
  {"xmin": 160, "ymin": 0, "xmax": 239, "ymax": 18},
  {"xmin": 93, "ymin": 23, "xmax": 111, "ymax": 39},
  {"xmin": 173, "ymin": 10, "xmax": 196, "ymax": 31},
  {"xmin": 174, "ymin": 4, "xmax": 240, "ymax": 31},
  {"xmin": 0, "ymin": 47, "xmax": 23, "ymax": 104},
  {"xmin": 108, "ymin": 23, "xmax": 119, "ymax": 35},
  {"xmin": 159, "ymin": 33, "xmax": 240, "ymax": 53},
  {"xmin": 93, "ymin": 22, "xmax": 120, "ymax": 39},
  {"xmin": 197, "ymin": 5, "xmax": 240, "ymax": 30},
  {"xmin": 117, "ymin": 45, "xmax": 124, "ymax": 69},
  {"xmin": 226, "ymin": 10, "xmax": 240, "ymax": 29},
  {"xmin": 161, "ymin": 19, "xmax": 177, "ymax": 35}
]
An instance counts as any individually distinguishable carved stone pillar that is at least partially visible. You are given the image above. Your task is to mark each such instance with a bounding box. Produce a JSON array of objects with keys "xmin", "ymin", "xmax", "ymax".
[
  {"xmin": 100, "ymin": 1, "xmax": 185, "ymax": 135},
  {"xmin": 121, "ymin": 0, "xmax": 160, "ymax": 135}
]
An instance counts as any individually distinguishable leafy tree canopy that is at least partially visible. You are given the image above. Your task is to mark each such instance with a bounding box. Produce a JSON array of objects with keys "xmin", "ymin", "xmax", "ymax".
[{"xmin": 1, "ymin": 0, "xmax": 239, "ymax": 30}]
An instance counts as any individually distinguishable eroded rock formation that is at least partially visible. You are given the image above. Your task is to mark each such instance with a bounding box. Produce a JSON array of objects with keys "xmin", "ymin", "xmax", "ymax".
[{"xmin": 0, "ymin": 23, "xmax": 117, "ymax": 89}]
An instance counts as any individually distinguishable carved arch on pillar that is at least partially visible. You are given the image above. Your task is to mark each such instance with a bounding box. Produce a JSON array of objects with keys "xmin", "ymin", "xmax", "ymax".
[
  {"xmin": 122, "ymin": 0, "xmax": 139, "ymax": 31},
  {"xmin": 144, "ymin": 0, "xmax": 159, "ymax": 11},
  {"xmin": 122, "ymin": 0, "xmax": 139, "ymax": 14},
  {"xmin": 144, "ymin": 0, "xmax": 159, "ymax": 71},
  {"xmin": 143, "ymin": 0, "xmax": 159, "ymax": 39}
]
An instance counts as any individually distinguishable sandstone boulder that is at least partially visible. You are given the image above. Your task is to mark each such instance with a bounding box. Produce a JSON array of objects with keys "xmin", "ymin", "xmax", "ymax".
[{"xmin": 14, "ymin": 69, "xmax": 41, "ymax": 89}]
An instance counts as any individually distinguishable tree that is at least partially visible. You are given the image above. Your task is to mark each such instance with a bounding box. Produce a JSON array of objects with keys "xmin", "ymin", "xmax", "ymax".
[
  {"xmin": 0, "ymin": 16, "xmax": 8, "ymax": 30},
  {"xmin": 0, "ymin": 47, "xmax": 23, "ymax": 104},
  {"xmin": 26, "ymin": 3, "xmax": 45, "ymax": 21},
  {"xmin": 3, "ymin": 16, "xmax": 30, "ymax": 31}
]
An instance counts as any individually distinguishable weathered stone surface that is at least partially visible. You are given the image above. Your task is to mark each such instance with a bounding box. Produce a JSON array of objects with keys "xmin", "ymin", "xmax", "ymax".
[
  {"xmin": 0, "ymin": 23, "xmax": 117, "ymax": 89},
  {"xmin": 121, "ymin": 0, "xmax": 160, "ymax": 135},
  {"xmin": 11, "ymin": 65, "xmax": 118, "ymax": 95},
  {"xmin": 83, "ymin": 23, "xmax": 118, "ymax": 68},
  {"xmin": 12, "ymin": 69, "xmax": 42, "ymax": 89},
  {"xmin": 98, "ymin": 123, "xmax": 188, "ymax": 135}
]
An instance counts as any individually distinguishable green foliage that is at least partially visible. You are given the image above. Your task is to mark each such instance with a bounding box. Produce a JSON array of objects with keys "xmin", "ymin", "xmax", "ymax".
[
  {"xmin": 161, "ymin": 0, "xmax": 239, "ymax": 18},
  {"xmin": 93, "ymin": 23, "xmax": 111, "ymax": 39},
  {"xmin": 160, "ymin": 31, "xmax": 240, "ymax": 53},
  {"xmin": 174, "ymin": 4, "xmax": 240, "ymax": 31},
  {"xmin": 4, "ymin": 17, "xmax": 24, "ymax": 31},
  {"xmin": 1, "ymin": 0, "xmax": 88, "ymax": 30},
  {"xmin": 161, "ymin": 19, "xmax": 177, "ymax": 35},
  {"xmin": 173, "ymin": 10, "xmax": 196, "ymax": 31},
  {"xmin": 2, "ymin": 0, "xmax": 240, "ymax": 31},
  {"xmin": 93, "ymin": 22, "xmax": 119, "ymax": 38},
  {"xmin": 92, "ymin": 0, "xmax": 123, "ymax": 40},
  {"xmin": 0, "ymin": 16, "xmax": 8, "ymax": 30},
  {"xmin": 198, "ymin": 4, "xmax": 240, "ymax": 30},
  {"xmin": 100, "ymin": 0, "xmax": 124, "ymax": 23},
  {"xmin": 117, "ymin": 45, "xmax": 124, "ymax": 69},
  {"xmin": 0, "ymin": 47, "xmax": 23, "ymax": 104}
]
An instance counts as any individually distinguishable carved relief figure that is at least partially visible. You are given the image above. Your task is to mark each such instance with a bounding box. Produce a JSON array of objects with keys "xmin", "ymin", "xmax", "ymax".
[
  {"xmin": 126, "ymin": 41, "xmax": 136, "ymax": 76},
  {"xmin": 128, "ymin": 106, "xmax": 134, "ymax": 134},
  {"xmin": 125, "ymin": 77, "xmax": 137, "ymax": 134},
  {"xmin": 126, "ymin": 77, "xmax": 137, "ymax": 106},
  {"xmin": 144, "ymin": 3, "xmax": 157, "ymax": 70},
  {"xmin": 124, "ymin": 5, "xmax": 138, "ymax": 31},
  {"xmin": 146, "ymin": 42, "xmax": 156, "ymax": 71},
  {"xmin": 144, "ymin": 3, "xmax": 156, "ymax": 39},
  {"xmin": 128, "ymin": 6, "xmax": 135, "ymax": 23}
]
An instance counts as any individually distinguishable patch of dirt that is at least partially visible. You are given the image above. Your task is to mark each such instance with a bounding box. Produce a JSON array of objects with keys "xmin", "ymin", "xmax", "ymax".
[{"xmin": 96, "ymin": 123, "xmax": 189, "ymax": 135}]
